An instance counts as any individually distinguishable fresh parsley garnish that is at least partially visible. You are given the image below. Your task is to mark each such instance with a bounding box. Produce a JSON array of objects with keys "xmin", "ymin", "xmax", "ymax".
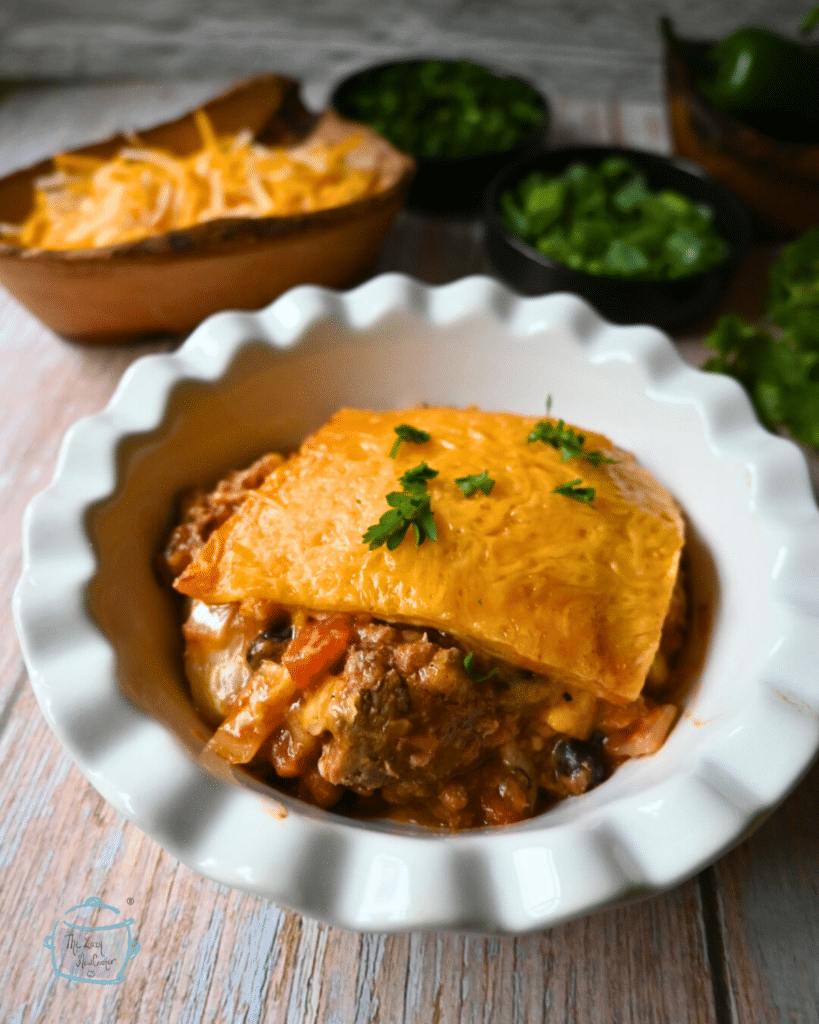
[
  {"xmin": 363, "ymin": 464, "xmax": 438, "ymax": 550},
  {"xmin": 389, "ymin": 423, "xmax": 430, "ymax": 458},
  {"xmin": 455, "ymin": 470, "xmax": 495, "ymax": 496},
  {"xmin": 553, "ymin": 478, "xmax": 596, "ymax": 504},
  {"xmin": 528, "ymin": 418, "xmax": 616, "ymax": 465},
  {"xmin": 463, "ymin": 651, "xmax": 499, "ymax": 682},
  {"xmin": 581, "ymin": 449, "xmax": 617, "ymax": 467},
  {"xmin": 528, "ymin": 418, "xmax": 584, "ymax": 455},
  {"xmin": 399, "ymin": 462, "xmax": 438, "ymax": 490}
]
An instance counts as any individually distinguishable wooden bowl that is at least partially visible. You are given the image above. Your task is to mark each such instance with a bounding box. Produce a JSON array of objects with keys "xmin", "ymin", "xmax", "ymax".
[
  {"xmin": 661, "ymin": 17, "xmax": 819, "ymax": 241},
  {"xmin": 0, "ymin": 74, "xmax": 415, "ymax": 343}
]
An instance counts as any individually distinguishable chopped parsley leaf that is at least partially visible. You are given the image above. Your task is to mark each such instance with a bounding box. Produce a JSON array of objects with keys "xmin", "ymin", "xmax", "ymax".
[
  {"xmin": 528, "ymin": 418, "xmax": 616, "ymax": 465},
  {"xmin": 455, "ymin": 470, "xmax": 495, "ymax": 496},
  {"xmin": 363, "ymin": 466, "xmax": 438, "ymax": 550},
  {"xmin": 389, "ymin": 423, "xmax": 431, "ymax": 458},
  {"xmin": 399, "ymin": 462, "xmax": 438, "ymax": 491},
  {"xmin": 553, "ymin": 478, "xmax": 596, "ymax": 504}
]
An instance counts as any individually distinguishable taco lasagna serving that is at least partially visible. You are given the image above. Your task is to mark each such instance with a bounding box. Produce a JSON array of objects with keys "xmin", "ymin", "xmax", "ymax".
[{"xmin": 162, "ymin": 406, "xmax": 691, "ymax": 829}]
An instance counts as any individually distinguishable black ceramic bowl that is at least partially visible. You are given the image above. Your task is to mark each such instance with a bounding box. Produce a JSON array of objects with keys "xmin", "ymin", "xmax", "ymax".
[
  {"xmin": 331, "ymin": 58, "xmax": 549, "ymax": 215},
  {"xmin": 484, "ymin": 145, "xmax": 753, "ymax": 334}
]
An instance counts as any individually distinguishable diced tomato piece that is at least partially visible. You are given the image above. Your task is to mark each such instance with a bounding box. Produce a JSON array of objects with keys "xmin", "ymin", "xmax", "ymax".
[{"xmin": 283, "ymin": 614, "xmax": 354, "ymax": 689}]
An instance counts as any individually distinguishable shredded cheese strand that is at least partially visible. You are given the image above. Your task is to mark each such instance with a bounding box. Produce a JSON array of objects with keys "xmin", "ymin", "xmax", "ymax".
[{"xmin": 7, "ymin": 110, "xmax": 380, "ymax": 250}]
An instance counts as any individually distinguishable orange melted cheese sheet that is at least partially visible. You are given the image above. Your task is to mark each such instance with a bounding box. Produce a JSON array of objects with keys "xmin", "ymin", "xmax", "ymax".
[
  {"xmin": 177, "ymin": 407, "xmax": 683, "ymax": 704},
  {"xmin": 170, "ymin": 406, "xmax": 688, "ymax": 828}
]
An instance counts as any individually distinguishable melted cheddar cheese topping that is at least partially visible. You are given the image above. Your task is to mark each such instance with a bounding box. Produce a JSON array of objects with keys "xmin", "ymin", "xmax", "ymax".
[{"xmin": 175, "ymin": 406, "xmax": 685, "ymax": 703}]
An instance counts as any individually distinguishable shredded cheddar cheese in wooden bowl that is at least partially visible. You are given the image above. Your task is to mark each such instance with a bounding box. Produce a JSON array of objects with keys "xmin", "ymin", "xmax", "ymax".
[
  {"xmin": 0, "ymin": 74, "xmax": 415, "ymax": 341},
  {"xmin": 6, "ymin": 110, "xmax": 382, "ymax": 251}
]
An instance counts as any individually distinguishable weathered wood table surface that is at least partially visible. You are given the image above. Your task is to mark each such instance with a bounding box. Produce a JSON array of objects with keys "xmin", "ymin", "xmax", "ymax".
[{"xmin": 0, "ymin": 80, "xmax": 817, "ymax": 1024}]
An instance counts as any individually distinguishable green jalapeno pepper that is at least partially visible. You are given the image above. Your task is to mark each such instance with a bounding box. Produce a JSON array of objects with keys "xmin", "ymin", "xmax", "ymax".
[{"xmin": 699, "ymin": 24, "xmax": 819, "ymax": 143}]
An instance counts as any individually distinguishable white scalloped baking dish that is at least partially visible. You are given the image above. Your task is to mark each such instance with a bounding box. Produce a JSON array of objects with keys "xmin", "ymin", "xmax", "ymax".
[{"xmin": 14, "ymin": 274, "xmax": 819, "ymax": 933}]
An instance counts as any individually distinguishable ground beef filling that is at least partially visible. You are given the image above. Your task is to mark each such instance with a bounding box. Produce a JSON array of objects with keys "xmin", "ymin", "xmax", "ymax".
[
  {"xmin": 311, "ymin": 622, "xmax": 516, "ymax": 810},
  {"xmin": 201, "ymin": 606, "xmax": 672, "ymax": 830}
]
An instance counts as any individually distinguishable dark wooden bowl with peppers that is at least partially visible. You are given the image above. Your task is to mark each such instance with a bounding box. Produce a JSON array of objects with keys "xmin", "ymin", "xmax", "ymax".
[
  {"xmin": 661, "ymin": 16, "xmax": 819, "ymax": 240},
  {"xmin": 331, "ymin": 58, "xmax": 549, "ymax": 215}
]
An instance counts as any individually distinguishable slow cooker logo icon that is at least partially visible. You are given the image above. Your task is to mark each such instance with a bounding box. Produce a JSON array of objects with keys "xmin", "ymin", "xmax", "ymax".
[{"xmin": 43, "ymin": 896, "xmax": 140, "ymax": 985}]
